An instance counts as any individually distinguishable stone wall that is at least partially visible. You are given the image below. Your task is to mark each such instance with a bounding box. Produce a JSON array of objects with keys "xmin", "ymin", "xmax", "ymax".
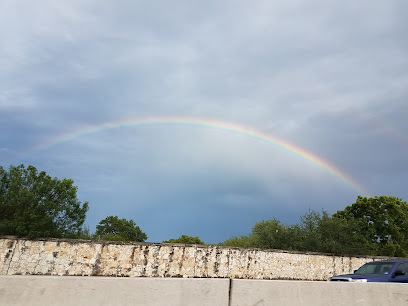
[{"xmin": 0, "ymin": 236, "xmax": 385, "ymax": 280}]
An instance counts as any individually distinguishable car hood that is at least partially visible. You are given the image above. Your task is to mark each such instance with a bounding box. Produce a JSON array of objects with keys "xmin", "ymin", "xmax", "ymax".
[{"xmin": 331, "ymin": 273, "xmax": 388, "ymax": 281}]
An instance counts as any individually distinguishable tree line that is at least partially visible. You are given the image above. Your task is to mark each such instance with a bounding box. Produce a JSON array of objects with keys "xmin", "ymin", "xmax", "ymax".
[
  {"xmin": 0, "ymin": 165, "xmax": 145, "ymax": 242},
  {"xmin": 221, "ymin": 196, "xmax": 408, "ymax": 257},
  {"xmin": 1, "ymin": 165, "xmax": 407, "ymax": 257}
]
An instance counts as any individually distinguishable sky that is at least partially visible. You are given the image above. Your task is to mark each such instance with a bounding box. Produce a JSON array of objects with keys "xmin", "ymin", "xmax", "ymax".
[{"xmin": 1, "ymin": 0, "xmax": 407, "ymax": 243}]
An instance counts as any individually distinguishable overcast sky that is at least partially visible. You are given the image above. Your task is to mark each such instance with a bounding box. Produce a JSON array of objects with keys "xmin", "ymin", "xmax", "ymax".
[{"xmin": 1, "ymin": 0, "xmax": 407, "ymax": 243}]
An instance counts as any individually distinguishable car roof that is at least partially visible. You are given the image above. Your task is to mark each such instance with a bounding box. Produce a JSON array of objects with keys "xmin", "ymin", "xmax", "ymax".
[{"xmin": 367, "ymin": 259, "xmax": 408, "ymax": 264}]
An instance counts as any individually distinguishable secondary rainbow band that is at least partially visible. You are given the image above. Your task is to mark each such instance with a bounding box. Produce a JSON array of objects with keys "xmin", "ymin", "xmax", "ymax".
[{"xmin": 27, "ymin": 116, "xmax": 370, "ymax": 196}]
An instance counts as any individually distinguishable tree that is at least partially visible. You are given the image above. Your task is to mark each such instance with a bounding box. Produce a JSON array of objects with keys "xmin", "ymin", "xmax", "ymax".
[
  {"xmin": 292, "ymin": 209, "xmax": 322, "ymax": 252},
  {"xmin": 317, "ymin": 212, "xmax": 372, "ymax": 255},
  {"xmin": 221, "ymin": 235, "xmax": 254, "ymax": 248},
  {"xmin": 0, "ymin": 164, "xmax": 89, "ymax": 238},
  {"xmin": 77, "ymin": 226, "xmax": 95, "ymax": 240},
  {"xmin": 333, "ymin": 196, "xmax": 408, "ymax": 257},
  {"xmin": 95, "ymin": 216, "xmax": 147, "ymax": 242},
  {"xmin": 250, "ymin": 218, "xmax": 290, "ymax": 250},
  {"xmin": 220, "ymin": 210, "xmax": 375, "ymax": 255},
  {"xmin": 163, "ymin": 235, "xmax": 205, "ymax": 245}
]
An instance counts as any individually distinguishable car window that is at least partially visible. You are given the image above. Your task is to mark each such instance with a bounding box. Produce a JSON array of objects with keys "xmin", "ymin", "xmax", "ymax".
[
  {"xmin": 355, "ymin": 262, "xmax": 395, "ymax": 275},
  {"xmin": 394, "ymin": 263, "xmax": 408, "ymax": 277}
]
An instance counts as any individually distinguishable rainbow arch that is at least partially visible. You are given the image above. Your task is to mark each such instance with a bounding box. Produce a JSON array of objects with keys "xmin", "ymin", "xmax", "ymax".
[{"xmin": 25, "ymin": 116, "xmax": 371, "ymax": 196}]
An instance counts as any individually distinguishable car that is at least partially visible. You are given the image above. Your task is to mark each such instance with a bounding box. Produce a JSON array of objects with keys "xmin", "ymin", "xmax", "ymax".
[{"xmin": 329, "ymin": 259, "xmax": 408, "ymax": 283}]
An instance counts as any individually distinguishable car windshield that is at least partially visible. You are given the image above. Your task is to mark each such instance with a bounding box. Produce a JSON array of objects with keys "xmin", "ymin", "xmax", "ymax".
[{"xmin": 355, "ymin": 262, "xmax": 395, "ymax": 275}]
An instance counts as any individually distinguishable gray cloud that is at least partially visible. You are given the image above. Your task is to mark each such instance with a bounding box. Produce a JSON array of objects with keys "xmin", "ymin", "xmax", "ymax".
[{"xmin": 1, "ymin": 0, "xmax": 407, "ymax": 242}]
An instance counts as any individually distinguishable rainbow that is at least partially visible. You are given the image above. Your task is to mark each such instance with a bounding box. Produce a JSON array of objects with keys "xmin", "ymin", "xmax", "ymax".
[{"xmin": 25, "ymin": 116, "xmax": 371, "ymax": 196}]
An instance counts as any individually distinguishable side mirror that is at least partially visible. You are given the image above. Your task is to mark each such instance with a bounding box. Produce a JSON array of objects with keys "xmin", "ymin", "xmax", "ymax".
[
  {"xmin": 353, "ymin": 270, "xmax": 357, "ymax": 273},
  {"xmin": 392, "ymin": 270, "xmax": 405, "ymax": 277}
]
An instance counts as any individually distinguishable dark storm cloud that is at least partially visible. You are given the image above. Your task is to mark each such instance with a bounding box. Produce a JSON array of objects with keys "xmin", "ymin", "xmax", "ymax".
[{"xmin": 1, "ymin": 0, "xmax": 407, "ymax": 242}]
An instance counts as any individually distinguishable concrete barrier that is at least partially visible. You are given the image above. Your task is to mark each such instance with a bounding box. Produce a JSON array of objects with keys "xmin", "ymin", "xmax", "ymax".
[
  {"xmin": 230, "ymin": 279, "xmax": 408, "ymax": 306},
  {"xmin": 0, "ymin": 276, "xmax": 230, "ymax": 306},
  {"xmin": 2, "ymin": 276, "xmax": 408, "ymax": 305}
]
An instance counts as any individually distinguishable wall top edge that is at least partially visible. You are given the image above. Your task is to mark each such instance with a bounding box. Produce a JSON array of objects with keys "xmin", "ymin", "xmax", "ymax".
[{"xmin": 0, "ymin": 235, "xmax": 397, "ymax": 260}]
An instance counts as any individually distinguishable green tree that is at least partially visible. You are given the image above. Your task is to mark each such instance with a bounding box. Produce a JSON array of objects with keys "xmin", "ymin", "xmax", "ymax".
[
  {"xmin": 248, "ymin": 212, "xmax": 330, "ymax": 252},
  {"xmin": 77, "ymin": 226, "xmax": 95, "ymax": 240},
  {"xmin": 220, "ymin": 210, "xmax": 375, "ymax": 256},
  {"xmin": 292, "ymin": 209, "xmax": 322, "ymax": 252},
  {"xmin": 95, "ymin": 216, "xmax": 147, "ymax": 242},
  {"xmin": 221, "ymin": 235, "xmax": 254, "ymax": 248},
  {"xmin": 163, "ymin": 235, "xmax": 205, "ymax": 245},
  {"xmin": 0, "ymin": 164, "xmax": 89, "ymax": 238},
  {"xmin": 250, "ymin": 218, "xmax": 290, "ymax": 250},
  {"xmin": 286, "ymin": 210, "xmax": 374, "ymax": 255},
  {"xmin": 333, "ymin": 196, "xmax": 408, "ymax": 257},
  {"xmin": 316, "ymin": 211, "xmax": 372, "ymax": 255}
]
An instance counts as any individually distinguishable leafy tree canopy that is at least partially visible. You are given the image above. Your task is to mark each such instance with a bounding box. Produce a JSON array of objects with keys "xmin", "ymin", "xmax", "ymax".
[
  {"xmin": 221, "ymin": 207, "xmax": 380, "ymax": 256},
  {"xmin": 250, "ymin": 218, "xmax": 290, "ymax": 250},
  {"xmin": 290, "ymin": 209, "xmax": 373, "ymax": 255},
  {"xmin": 333, "ymin": 196, "xmax": 408, "ymax": 257},
  {"xmin": 163, "ymin": 235, "xmax": 205, "ymax": 245},
  {"xmin": 220, "ymin": 235, "xmax": 254, "ymax": 248},
  {"xmin": 95, "ymin": 216, "xmax": 147, "ymax": 242},
  {"xmin": 0, "ymin": 164, "xmax": 89, "ymax": 238}
]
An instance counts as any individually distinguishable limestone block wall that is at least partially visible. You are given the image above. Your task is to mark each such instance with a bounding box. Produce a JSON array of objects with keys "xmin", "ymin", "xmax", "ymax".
[{"xmin": 0, "ymin": 236, "xmax": 384, "ymax": 280}]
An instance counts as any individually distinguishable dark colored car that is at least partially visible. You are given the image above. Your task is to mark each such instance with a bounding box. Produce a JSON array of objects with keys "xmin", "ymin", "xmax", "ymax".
[{"xmin": 329, "ymin": 259, "xmax": 408, "ymax": 283}]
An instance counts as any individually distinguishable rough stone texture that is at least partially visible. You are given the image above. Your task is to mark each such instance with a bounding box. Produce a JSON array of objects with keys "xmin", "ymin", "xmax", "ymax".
[{"xmin": 0, "ymin": 236, "xmax": 386, "ymax": 280}]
